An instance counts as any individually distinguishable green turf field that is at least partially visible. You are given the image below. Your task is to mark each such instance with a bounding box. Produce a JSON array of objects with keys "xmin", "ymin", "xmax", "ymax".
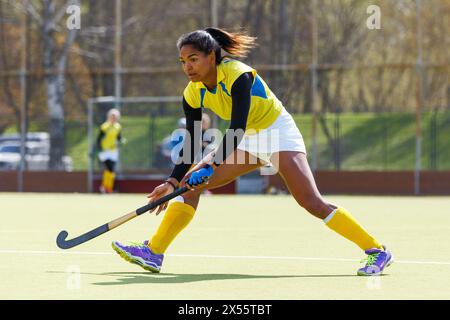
[{"xmin": 1, "ymin": 193, "xmax": 450, "ymax": 299}]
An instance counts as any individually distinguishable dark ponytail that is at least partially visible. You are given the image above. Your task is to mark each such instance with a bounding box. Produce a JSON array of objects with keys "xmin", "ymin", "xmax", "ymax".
[{"xmin": 177, "ymin": 27, "xmax": 257, "ymax": 64}]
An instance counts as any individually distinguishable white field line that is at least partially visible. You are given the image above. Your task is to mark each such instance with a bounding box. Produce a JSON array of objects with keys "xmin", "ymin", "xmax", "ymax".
[{"xmin": 0, "ymin": 249, "xmax": 450, "ymax": 266}]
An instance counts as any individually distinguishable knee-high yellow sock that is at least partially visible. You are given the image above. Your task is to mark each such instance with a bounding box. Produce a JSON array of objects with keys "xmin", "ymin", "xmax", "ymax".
[
  {"xmin": 325, "ymin": 207, "xmax": 383, "ymax": 251},
  {"xmin": 108, "ymin": 172, "xmax": 115, "ymax": 190},
  {"xmin": 102, "ymin": 170, "xmax": 109, "ymax": 188},
  {"xmin": 148, "ymin": 201, "xmax": 196, "ymax": 254}
]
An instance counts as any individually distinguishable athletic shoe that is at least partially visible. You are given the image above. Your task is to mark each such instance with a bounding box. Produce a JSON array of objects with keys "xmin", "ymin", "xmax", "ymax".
[
  {"xmin": 357, "ymin": 245, "xmax": 394, "ymax": 276},
  {"xmin": 111, "ymin": 240, "xmax": 164, "ymax": 273}
]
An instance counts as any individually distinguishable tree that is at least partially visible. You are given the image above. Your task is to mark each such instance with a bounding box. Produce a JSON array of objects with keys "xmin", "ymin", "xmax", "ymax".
[
  {"xmin": 40, "ymin": 0, "xmax": 79, "ymax": 169},
  {"xmin": 0, "ymin": 1, "xmax": 21, "ymax": 134}
]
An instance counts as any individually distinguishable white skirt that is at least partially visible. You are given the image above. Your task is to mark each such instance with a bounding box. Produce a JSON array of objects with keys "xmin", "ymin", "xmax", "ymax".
[
  {"xmin": 98, "ymin": 149, "xmax": 119, "ymax": 162},
  {"xmin": 237, "ymin": 107, "xmax": 306, "ymax": 164}
]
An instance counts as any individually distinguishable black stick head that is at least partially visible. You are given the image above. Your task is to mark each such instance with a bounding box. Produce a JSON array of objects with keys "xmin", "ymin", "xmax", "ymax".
[{"xmin": 56, "ymin": 230, "xmax": 70, "ymax": 249}]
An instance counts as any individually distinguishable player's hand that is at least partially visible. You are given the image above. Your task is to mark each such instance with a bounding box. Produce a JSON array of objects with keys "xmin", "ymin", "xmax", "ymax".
[
  {"xmin": 180, "ymin": 151, "xmax": 217, "ymax": 189},
  {"xmin": 146, "ymin": 181, "xmax": 175, "ymax": 215},
  {"xmin": 183, "ymin": 164, "xmax": 214, "ymax": 190}
]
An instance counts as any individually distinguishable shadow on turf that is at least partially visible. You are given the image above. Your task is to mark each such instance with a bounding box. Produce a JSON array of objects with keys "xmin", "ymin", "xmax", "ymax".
[
  {"xmin": 46, "ymin": 271, "xmax": 361, "ymax": 286},
  {"xmin": 98, "ymin": 273, "xmax": 363, "ymax": 286}
]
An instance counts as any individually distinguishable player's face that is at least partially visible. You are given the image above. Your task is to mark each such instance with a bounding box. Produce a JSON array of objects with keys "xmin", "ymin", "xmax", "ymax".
[
  {"xmin": 179, "ymin": 45, "xmax": 215, "ymax": 83},
  {"xmin": 109, "ymin": 114, "xmax": 118, "ymax": 123}
]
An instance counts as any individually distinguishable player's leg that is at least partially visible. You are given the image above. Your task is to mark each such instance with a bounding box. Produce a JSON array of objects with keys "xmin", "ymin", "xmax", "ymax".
[
  {"xmin": 102, "ymin": 160, "xmax": 115, "ymax": 193},
  {"xmin": 148, "ymin": 149, "xmax": 263, "ymax": 254},
  {"xmin": 272, "ymin": 151, "xmax": 335, "ymax": 219},
  {"xmin": 184, "ymin": 149, "xmax": 265, "ymax": 208},
  {"xmin": 274, "ymin": 151, "xmax": 393, "ymax": 275},
  {"xmin": 113, "ymin": 149, "xmax": 263, "ymax": 272},
  {"xmin": 105, "ymin": 160, "xmax": 116, "ymax": 192},
  {"xmin": 100, "ymin": 161, "xmax": 110, "ymax": 193}
]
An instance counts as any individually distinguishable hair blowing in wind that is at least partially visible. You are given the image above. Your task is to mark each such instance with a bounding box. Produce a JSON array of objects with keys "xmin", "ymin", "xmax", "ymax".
[{"xmin": 177, "ymin": 27, "xmax": 257, "ymax": 63}]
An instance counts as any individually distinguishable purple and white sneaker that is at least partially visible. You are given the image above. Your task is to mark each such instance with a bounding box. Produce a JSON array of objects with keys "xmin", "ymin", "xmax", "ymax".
[
  {"xmin": 357, "ymin": 245, "xmax": 394, "ymax": 276},
  {"xmin": 112, "ymin": 240, "xmax": 164, "ymax": 273}
]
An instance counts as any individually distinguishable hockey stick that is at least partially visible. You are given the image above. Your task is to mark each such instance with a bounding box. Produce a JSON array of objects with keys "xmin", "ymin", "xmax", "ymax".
[{"xmin": 56, "ymin": 186, "xmax": 190, "ymax": 249}]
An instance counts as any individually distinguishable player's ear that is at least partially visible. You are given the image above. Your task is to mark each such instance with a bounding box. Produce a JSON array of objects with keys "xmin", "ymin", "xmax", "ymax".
[{"xmin": 208, "ymin": 51, "xmax": 215, "ymax": 65}]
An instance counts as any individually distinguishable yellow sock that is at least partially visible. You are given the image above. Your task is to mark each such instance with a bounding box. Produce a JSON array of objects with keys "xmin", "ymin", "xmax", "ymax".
[
  {"xmin": 108, "ymin": 172, "xmax": 115, "ymax": 190},
  {"xmin": 102, "ymin": 170, "xmax": 109, "ymax": 188},
  {"xmin": 149, "ymin": 201, "xmax": 196, "ymax": 254},
  {"xmin": 325, "ymin": 207, "xmax": 383, "ymax": 251}
]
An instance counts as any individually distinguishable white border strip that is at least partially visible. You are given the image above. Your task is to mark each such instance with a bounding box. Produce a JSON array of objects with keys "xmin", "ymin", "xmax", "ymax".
[{"xmin": 1, "ymin": 249, "xmax": 450, "ymax": 266}]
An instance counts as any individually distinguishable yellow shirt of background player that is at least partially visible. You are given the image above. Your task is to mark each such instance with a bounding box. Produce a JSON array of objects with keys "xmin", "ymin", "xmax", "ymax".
[
  {"xmin": 100, "ymin": 122, "xmax": 121, "ymax": 151},
  {"xmin": 183, "ymin": 58, "xmax": 283, "ymax": 133}
]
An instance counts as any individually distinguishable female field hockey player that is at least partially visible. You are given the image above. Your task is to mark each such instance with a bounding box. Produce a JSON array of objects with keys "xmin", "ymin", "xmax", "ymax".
[
  {"xmin": 112, "ymin": 28, "xmax": 393, "ymax": 276},
  {"xmin": 97, "ymin": 108, "xmax": 124, "ymax": 194}
]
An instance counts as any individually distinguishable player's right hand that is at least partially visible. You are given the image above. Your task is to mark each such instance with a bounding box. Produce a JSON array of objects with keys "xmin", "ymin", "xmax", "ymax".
[{"xmin": 147, "ymin": 182, "xmax": 175, "ymax": 215}]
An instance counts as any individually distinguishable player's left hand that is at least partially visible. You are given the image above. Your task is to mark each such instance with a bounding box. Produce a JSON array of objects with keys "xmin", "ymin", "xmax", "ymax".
[
  {"xmin": 147, "ymin": 181, "xmax": 174, "ymax": 215},
  {"xmin": 184, "ymin": 164, "xmax": 214, "ymax": 189}
]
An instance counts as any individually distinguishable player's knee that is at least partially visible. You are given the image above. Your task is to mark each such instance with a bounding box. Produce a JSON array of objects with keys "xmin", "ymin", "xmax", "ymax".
[{"xmin": 180, "ymin": 190, "xmax": 201, "ymax": 209}]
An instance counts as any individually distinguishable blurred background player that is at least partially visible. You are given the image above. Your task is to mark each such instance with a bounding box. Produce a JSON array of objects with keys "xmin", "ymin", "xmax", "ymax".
[
  {"xmin": 157, "ymin": 115, "xmax": 215, "ymax": 169},
  {"xmin": 158, "ymin": 118, "xmax": 187, "ymax": 169},
  {"xmin": 97, "ymin": 108, "xmax": 125, "ymax": 193}
]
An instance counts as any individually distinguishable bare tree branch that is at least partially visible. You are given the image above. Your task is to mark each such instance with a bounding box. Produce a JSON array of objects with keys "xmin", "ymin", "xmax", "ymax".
[{"xmin": 51, "ymin": 0, "xmax": 73, "ymax": 26}]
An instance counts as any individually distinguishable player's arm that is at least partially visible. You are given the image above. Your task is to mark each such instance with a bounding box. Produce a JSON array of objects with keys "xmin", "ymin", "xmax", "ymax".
[
  {"xmin": 147, "ymin": 98, "xmax": 201, "ymax": 215},
  {"xmin": 117, "ymin": 131, "xmax": 127, "ymax": 145},
  {"xmin": 96, "ymin": 129, "xmax": 105, "ymax": 151},
  {"xmin": 210, "ymin": 72, "xmax": 253, "ymax": 167},
  {"xmin": 167, "ymin": 97, "xmax": 203, "ymax": 187},
  {"xmin": 183, "ymin": 72, "xmax": 253, "ymax": 188}
]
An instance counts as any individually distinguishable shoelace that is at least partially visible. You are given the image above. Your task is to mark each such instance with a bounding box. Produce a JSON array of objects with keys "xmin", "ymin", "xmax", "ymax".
[
  {"xmin": 129, "ymin": 241, "xmax": 154, "ymax": 254},
  {"xmin": 361, "ymin": 253, "xmax": 380, "ymax": 266},
  {"xmin": 129, "ymin": 241, "xmax": 145, "ymax": 248}
]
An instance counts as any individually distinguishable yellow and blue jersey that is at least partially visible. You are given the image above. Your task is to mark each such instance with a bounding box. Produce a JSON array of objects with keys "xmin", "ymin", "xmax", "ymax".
[
  {"xmin": 99, "ymin": 121, "xmax": 121, "ymax": 151},
  {"xmin": 183, "ymin": 58, "xmax": 283, "ymax": 132}
]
